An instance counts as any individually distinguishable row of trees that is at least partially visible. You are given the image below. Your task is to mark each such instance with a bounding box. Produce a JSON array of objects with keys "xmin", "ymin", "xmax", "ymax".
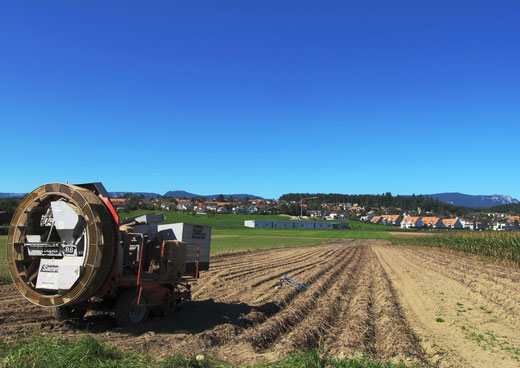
[
  {"xmin": 279, "ymin": 193, "xmax": 473, "ymax": 217},
  {"xmin": 0, "ymin": 198, "xmax": 22, "ymax": 214}
]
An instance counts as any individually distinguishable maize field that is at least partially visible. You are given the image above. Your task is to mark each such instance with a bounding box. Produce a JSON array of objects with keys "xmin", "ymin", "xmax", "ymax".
[{"xmin": 393, "ymin": 231, "xmax": 520, "ymax": 266}]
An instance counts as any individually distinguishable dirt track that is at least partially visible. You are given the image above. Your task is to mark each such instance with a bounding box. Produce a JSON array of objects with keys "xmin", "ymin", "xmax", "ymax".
[{"xmin": 1, "ymin": 240, "xmax": 519, "ymax": 367}]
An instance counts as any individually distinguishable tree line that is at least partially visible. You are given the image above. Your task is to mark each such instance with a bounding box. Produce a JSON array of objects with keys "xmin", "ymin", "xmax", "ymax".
[{"xmin": 279, "ymin": 193, "xmax": 473, "ymax": 217}]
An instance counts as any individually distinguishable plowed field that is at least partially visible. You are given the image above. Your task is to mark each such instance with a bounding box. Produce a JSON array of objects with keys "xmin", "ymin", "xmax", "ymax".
[{"xmin": 1, "ymin": 239, "xmax": 519, "ymax": 367}]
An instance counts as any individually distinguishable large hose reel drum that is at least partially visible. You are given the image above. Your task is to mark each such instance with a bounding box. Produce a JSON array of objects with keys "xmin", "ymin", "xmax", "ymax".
[{"xmin": 7, "ymin": 183, "xmax": 117, "ymax": 307}]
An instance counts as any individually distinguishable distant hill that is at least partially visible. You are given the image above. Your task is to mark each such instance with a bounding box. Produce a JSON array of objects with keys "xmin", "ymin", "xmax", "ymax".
[
  {"xmin": 163, "ymin": 190, "xmax": 262, "ymax": 199},
  {"xmin": 162, "ymin": 190, "xmax": 199, "ymax": 198},
  {"xmin": 485, "ymin": 203, "xmax": 520, "ymax": 214},
  {"xmin": 0, "ymin": 190, "xmax": 261, "ymax": 200},
  {"xmin": 424, "ymin": 193, "xmax": 519, "ymax": 208},
  {"xmin": 0, "ymin": 193, "xmax": 25, "ymax": 199},
  {"xmin": 108, "ymin": 192, "xmax": 162, "ymax": 198}
]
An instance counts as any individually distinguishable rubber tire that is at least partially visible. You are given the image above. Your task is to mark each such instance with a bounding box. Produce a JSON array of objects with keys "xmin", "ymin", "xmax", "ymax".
[
  {"xmin": 114, "ymin": 289, "xmax": 149, "ymax": 327},
  {"xmin": 51, "ymin": 306, "xmax": 87, "ymax": 321}
]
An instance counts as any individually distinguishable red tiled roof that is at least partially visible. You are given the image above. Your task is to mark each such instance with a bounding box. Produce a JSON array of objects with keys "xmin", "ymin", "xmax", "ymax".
[{"xmin": 442, "ymin": 219, "xmax": 459, "ymax": 226}]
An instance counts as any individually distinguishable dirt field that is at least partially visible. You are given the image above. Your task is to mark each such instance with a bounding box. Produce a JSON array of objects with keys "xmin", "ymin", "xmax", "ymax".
[{"xmin": 1, "ymin": 239, "xmax": 519, "ymax": 367}]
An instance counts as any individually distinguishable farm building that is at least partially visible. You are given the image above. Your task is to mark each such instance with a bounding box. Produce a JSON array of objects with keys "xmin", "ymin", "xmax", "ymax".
[
  {"xmin": 244, "ymin": 220, "xmax": 273, "ymax": 228},
  {"xmin": 315, "ymin": 222, "xmax": 334, "ymax": 229},
  {"xmin": 244, "ymin": 220, "xmax": 348, "ymax": 230},
  {"xmin": 273, "ymin": 221, "xmax": 295, "ymax": 229},
  {"xmin": 294, "ymin": 221, "xmax": 316, "ymax": 229}
]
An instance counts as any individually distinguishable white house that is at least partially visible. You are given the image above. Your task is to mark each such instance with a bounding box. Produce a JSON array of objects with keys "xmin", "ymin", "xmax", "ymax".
[
  {"xmin": 370, "ymin": 216, "xmax": 383, "ymax": 224},
  {"xmin": 400, "ymin": 217, "xmax": 424, "ymax": 229},
  {"xmin": 493, "ymin": 222, "xmax": 516, "ymax": 231},
  {"xmin": 382, "ymin": 215, "xmax": 402, "ymax": 226},
  {"xmin": 421, "ymin": 217, "xmax": 444, "ymax": 229},
  {"xmin": 232, "ymin": 206, "xmax": 247, "ymax": 214},
  {"xmin": 442, "ymin": 218, "xmax": 463, "ymax": 229},
  {"xmin": 460, "ymin": 219, "xmax": 483, "ymax": 231},
  {"xmin": 177, "ymin": 203, "xmax": 194, "ymax": 212}
]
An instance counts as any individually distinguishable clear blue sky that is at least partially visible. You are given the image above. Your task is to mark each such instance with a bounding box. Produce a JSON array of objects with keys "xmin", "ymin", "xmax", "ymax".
[{"xmin": 1, "ymin": 1, "xmax": 519, "ymax": 199}]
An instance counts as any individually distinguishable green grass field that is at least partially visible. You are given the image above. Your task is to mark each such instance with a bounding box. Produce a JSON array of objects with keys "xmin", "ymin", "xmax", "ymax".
[
  {"xmin": 118, "ymin": 210, "xmax": 394, "ymax": 231},
  {"xmin": 118, "ymin": 210, "xmax": 392, "ymax": 254},
  {"xmin": 0, "ymin": 335, "xmax": 412, "ymax": 368},
  {"xmin": 0, "ymin": 236, "xmax": 9, "ymax": 283}
]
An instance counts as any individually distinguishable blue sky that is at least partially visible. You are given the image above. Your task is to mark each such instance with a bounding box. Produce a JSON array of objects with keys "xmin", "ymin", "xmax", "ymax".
[{"xmin": 1, "ymin": 1, "xmax": 519, "ymax": 198}]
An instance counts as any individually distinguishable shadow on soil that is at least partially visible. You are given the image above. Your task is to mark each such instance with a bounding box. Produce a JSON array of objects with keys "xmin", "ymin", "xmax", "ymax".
[{"xmin": 61, "ymin": 299, "xmax": 280, "ymax": 337}]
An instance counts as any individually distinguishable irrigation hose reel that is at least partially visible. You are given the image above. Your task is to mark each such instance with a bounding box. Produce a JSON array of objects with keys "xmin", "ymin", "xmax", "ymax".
[{"xmin": 7, "ymin": 183, "xmax": 117, "ymax": 307}]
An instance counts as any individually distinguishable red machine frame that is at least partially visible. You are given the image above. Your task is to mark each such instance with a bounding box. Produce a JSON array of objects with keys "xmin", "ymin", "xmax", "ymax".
[{"xmin": 94, "ymin": 190, "xmax": 200, "ymax": 310}]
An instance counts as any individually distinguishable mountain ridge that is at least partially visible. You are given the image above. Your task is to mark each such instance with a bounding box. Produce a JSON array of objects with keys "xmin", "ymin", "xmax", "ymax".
[
  {"xmin": 1, "ymin": 191, "xmax": 517, "ymax": 207},
  {"xmin": 162, "ymin": 190, "xmax": 262, "ymax": 199},
  {"xmin": 423, "ymin": 192, "xmax": 519, "ymax": 208}
]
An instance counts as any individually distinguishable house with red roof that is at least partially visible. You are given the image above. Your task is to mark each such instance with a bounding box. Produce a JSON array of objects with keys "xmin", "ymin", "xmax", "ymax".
[
  {"xmin": 422, "ymin": 217, "xmax": 444, "ymax": 229},
  {"xmin": 442, "ymin": 218, "xmax": 462, "ymax": 229},
  {"xmin": 382, "ymin": 215, "xmax": 402, "ymax": 226},
  {"xmin": 400, "ymin": 216, "xmax": 424, "ymax": 229}
]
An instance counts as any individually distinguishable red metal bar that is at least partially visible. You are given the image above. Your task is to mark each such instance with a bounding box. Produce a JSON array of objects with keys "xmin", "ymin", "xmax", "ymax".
[
  {"xmin": 161, "ymin": 241, "xmax": 166, "ymax": 259},
  {"xmin": 137, "ymin": 285, "xmax": 143, "ymax": 305},
  {"xmin": 135, "ymin": 234, "xmax": 144, "ymax": 286},
  {"xmin": 95, "ymin": 193, "xmax": 121, "ymax": 298},
  {"xmin": 99, "ymin": 195, "xmax": 119, "ymax": 226}
]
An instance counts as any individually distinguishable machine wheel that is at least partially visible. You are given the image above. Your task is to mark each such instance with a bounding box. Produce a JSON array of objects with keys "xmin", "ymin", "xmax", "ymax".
[
  {"xmin": 115, "ymin": 289, "xmax": 149, "ymax": 326},
  {"xmin": 51, "ymin": 306, "xmax": 87, "ymax": 321}
]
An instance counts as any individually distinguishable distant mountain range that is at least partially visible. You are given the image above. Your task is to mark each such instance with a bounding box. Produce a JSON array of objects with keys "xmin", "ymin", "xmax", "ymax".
[
  {"xmin": 1, "ymin": 190, "xmax": 517, "ymax": 207},
  {"xmin": 108, "ymin": 190, "xmax": 262, "ymax": 200},
  {"xmin": 162, "ymin": 191, "xmax": 262, "ymax": 200},
  {"xmin": 0, "ymin": 193, "xmax": 26, "ymax": 199},
  {"xmin": 108, "ymin": 192, "xmax": 162, "ymax": 198},
  {"xmin": 0, "ymin": 190, "xmax": 261, "ymax": 200},
  {"xmin": 423, "ymin": 193, "xmax": 520, "ymax": 208}
]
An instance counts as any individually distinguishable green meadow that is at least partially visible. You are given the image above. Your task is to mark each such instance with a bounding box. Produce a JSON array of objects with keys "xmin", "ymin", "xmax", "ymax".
[
  {"xmin": 119, "ymin": 210, "xmax": 393, "ymax": 231},
  {"xmin": 0, "ymin": 335, "xmax": 412, "ymax": 368},
  {"xmin": 0, "ymin": 236, "xmax": 9, "ymax": 283},
  {"xmin": 119, "ymin": 210, "xmax": 393, "ymax": 253}
]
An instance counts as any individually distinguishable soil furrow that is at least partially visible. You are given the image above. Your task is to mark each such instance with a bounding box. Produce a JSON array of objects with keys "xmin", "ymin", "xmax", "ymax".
[
  {"xmin": 275, "ymin": 244, "xmax": 367, "ymax": 352},
  {"xmin": 245, "ymin": 245, "xmax": 360, "ymax": 351}
]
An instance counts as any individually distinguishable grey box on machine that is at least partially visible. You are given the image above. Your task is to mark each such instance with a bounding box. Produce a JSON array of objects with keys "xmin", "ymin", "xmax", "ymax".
[{"xmin": 158, "ymin": 223, "xmax": 211, "ymax": 271}]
